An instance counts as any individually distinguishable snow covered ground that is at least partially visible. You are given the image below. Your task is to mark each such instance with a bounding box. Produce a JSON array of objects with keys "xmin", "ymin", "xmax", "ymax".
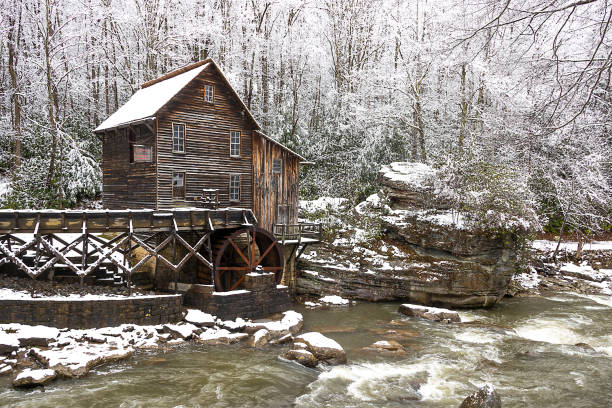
[{"xmin": 532, "ymin": 240, "xmax": 612, "ymax": 252}]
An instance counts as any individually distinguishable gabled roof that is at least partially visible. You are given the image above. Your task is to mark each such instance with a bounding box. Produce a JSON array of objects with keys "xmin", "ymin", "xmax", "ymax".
[
  {"xmin": 94, "ymin": 62, "xmax": 210, "ymax": 132},
  {"xmin": 94, "ymin": 58, "xmax": 310, "ymax": 163}
]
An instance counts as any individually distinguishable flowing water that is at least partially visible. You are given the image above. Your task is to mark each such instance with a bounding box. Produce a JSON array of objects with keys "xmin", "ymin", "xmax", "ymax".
[{"xmin": 1, "ymin": 293, "xmax": 612, "ymax": 407}]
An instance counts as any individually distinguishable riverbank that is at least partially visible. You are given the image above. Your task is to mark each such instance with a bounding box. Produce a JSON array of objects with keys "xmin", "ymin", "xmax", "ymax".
[{"xmin": 1, "ymin": 295, "xmax": 610, "ymax": 407}]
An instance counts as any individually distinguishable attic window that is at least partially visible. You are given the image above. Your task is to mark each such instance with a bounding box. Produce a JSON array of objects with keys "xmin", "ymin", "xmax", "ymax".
[
  {"xmin": 172, "ymin": 123, "xmax": 185, "ymax": 153},
  {"xmin": 272, "ymin": 159, "xmax": 282, "ymax": 174},
  {"xmin": 230, "ymin": 131, "xmax": 240, "ymax": 157},
  {"xmin": 204, "ymin": 84, "xmax": 214, "ymax": 103}
]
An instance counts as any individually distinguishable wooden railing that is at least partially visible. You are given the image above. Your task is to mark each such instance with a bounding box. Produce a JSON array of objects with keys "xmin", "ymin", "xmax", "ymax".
[{"xmin": 272, "ymin": 223, "xmax": 322, "ymax": 244}]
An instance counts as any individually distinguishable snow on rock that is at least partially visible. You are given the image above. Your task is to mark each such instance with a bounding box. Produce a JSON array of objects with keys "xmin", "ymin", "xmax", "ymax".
[
  {"xmin": 83, "ymin": 332, "xmax": 107, "ymax": 344},
  {"xmin": 560, "ymin": 263, "xmax": 609, "ymax": 282},
  {"xmin": 217, "ymin": 317, "xmax": 248, "ymax": 332},
  {"xmin": 304, "ymin": 301, "xmax": 322, "ymax": 308},
  {"xmin": 0, "ymin": 364, "xmax": 12, "ymax": 375},
  {"xmin": 31, "ymin": 344, "xmax": 133, "ymax": 378},
  {"xmin": 0, "ymin": 332, "xmax": 19, "ymax": 355},
  {"xmin": 246, "ymin": 311, "xmax": 303, "ymax": 338},
  {"xmin": 12, "ymin": 368, "xmax": 57, "ymax": 387},
  {"xmin": 398, "ymin": 303, "xmax": 461, "ymax": 323},
  {"xmin": 198, "ymin": 328, "xmax": 248, "ymax": 345},
  {"xmin": 362, "ymin": 339, "xmax": 407, "ymax": 355},
  {"xmin": 319, "ymin": 295, "xmax": 350, "ymax": 306},
  {"xmin": 248, "ymin": 329, "xmax": 270, "ymax": 348},
  {"xmin": 16, "ymin": 325, "xmax": 59, "ymax": 347},
  {"xmin": 294, "ymin": 332, "xmax": 347, "ymax": 365},
  {"xmin": 163, "ymin": 323, "xmax": 199, "ymax": 340},
  {"xmin": 355, "ymin": 193, "xmax": 383, "ymax": 215},
  {"xmin": 184, "ymin": 309, "xmax": 216, "ymax": 327}
]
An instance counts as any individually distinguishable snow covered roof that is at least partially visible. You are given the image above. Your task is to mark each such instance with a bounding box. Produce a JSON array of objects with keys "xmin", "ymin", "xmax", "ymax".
[
  {"xmin": 94, "ymin": 62, "xmax": 211, "ymax": 132},
  {"xmin": 94, "ymin": 58, "xmax": 309, "ymax": 162}
]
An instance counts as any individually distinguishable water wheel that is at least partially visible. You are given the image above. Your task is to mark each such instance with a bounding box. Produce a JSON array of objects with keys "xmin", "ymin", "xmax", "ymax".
[{"xmin": 212, "ymin": 227, "xmax": 284, "ymax": 292}]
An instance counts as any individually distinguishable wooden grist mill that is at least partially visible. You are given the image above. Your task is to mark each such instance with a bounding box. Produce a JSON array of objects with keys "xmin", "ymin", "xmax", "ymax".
[{"xmin": 0, "ymin": 58, "xmax": 321, "ymax": 319}]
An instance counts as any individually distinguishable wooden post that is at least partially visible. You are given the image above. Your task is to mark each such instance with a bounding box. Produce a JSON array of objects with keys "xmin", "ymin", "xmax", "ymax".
[{"xmin": 128, "ymin": 212, "xmax": 133, "ymax": 296}]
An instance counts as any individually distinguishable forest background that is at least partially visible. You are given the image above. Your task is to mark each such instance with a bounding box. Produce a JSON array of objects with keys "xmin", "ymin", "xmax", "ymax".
[{"xmin": 0, "ymin": 0, "xmax": 610, "ymax": 237}]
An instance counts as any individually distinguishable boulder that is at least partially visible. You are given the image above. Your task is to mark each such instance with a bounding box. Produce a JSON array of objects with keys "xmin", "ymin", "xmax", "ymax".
[
  {"xmin": 84, "ymin": 333, "xmax": 107, "ymax": 344},
  {"xmin": 362, "ymin": 340, "xmax": 407, "ymax": 355},
  {"xmin": 17, "ymin": 326, "xmax": 59, "ymax": 347},
  {"xmin": 294, "ymin": 332, "xmax": 346, "ymax": 365},
  {"xmin": 184, "ymin": 309, "xmax": 216, "ymax": 327},
  {"xmin": 217, "ymin": 318, "xmax": 248, "ymax": 332},
  {"xmin": 246, "ymin": 311, "xmax": 303, "ymax": 338},
  {"xmin": 198, "ymin": 328, "xmax": 248, "ymax": 345},
  {"xmin": 398, "ymin": 304, "xmax": 460, "ymax": 323},
  {"xmin": 0, "ymin": 364, "xmax": 13, "ymax": 375},
  {"xmin": 319, "ymin": 295, "xmax": 350, "ymax": 306},
  {"xmin": 163, "ymin": 323, "xmax": 199, "ymax": 340},
  {"xmin": 459, "ymin": 384, "xmax": 502, "ymax": 408},
  {"xmin": 31, "ymin": 344, "xmax": 133, "ymax": 378},
  {"xmin": 248, "ymin": 329, "xmax": 270, "ymax": 348},
  {"xmin": 283, "ymin": 349, "xmax": 318, "ymax": 368},
  {"xmin": 0, "ymin": 333, "xmax": 19, "ymax": 355},
  {"xmin": 12, "ymin": 368, "xmax": 56, "ymax": 387}
]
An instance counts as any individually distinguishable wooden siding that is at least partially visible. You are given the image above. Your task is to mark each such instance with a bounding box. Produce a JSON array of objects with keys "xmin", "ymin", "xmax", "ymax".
[
  {"xmin": 156, "ymin": 69, "xmax": 255, "ymax": 210},
  {"xmin": 253, "ymin": 135, "xmax": 300, "ymax": 231},
  {"xmin": 102, "ymin": 125, "xmax": 157, "ymax": 209}
]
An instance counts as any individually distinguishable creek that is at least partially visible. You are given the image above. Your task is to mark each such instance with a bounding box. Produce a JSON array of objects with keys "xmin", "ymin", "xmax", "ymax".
[{"xmin": 1, "ymin": 293, "xmax": 611, "ymax": 407}]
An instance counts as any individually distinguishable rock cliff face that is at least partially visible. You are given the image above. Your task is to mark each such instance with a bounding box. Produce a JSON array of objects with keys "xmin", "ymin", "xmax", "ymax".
[{"xmin": 296, "ymin": 162, "xmax": 522, "ymax": 308}]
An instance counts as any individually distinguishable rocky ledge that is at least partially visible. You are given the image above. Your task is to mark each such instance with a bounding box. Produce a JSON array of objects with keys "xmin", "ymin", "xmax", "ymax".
[{"xmin": 297, "ymin": 162, "xmax": 527, "ymax": 308}]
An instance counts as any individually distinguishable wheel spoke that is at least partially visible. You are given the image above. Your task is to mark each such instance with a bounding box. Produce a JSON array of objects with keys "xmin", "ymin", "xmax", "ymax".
[
  {"xmin": 253, "ymin": 242, "xmax": 277, "ymax": 269},
  {"xmin": 228, "ymin": 237, "xmax": 250, "ymax": 266},
  {"xmin": 229, "ymin": 274, "xmax": 246, "ymax": 291}
]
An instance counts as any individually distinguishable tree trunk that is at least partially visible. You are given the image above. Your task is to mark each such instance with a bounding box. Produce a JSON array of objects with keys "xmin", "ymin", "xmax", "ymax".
[
  {"xmin": 459, "ymin": 63, "xmax": 467, "ymax": 151},
  {"xmin": 44, "ymin": 0, "xmax": 58, "ymax": 190},
  {"xmin": 7, "ymin": 0, "xmax": 22, "ymax": 168}
]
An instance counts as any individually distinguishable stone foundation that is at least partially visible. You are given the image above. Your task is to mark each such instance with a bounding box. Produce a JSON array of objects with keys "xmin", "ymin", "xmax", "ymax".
[
  {"xmin": 0, "ymin": 295, "xmax": 183, "ymax": 329},
  {"xmin": 183, "ymin": 273, "xmax": 292, "ymax": 320}
]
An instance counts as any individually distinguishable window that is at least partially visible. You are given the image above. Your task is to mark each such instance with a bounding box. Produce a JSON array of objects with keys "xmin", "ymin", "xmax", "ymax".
[
  {"xmin": 204, "ymin": 84, "xmax": 214, "ymax": 103},
  {"xmin": 272, "ymin": 159, "xmax": 282, "ymax": 174},
  {"xmin": 172, "ymin": 172, "xmax": 185, "ymax": 199},
  {"xmin": 131, "ymin": 145, "xmax": 152, "ymax": 163},
  {"xmin": 230, "ymin": 131, "xmax": 240, "ymax": 157},
  {"xmin": 172, "ymin": 124, "xmax": 185, "ymax": 153},
  {"xmin": 229, "ymin": 174, "xmax": 240, "ymax": 202}
]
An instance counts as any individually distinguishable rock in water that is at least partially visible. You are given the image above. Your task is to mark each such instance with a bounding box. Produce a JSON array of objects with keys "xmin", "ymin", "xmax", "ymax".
[
  {"xmin": 13, "ymin": 368, "xmax": 56, "ymax": 387},
  {"xmin": 294, "ymin": 332, "xmax": 347, "ymax": 365},
  {"xmin": 398, "ymin": 304, "xmax": 460, "ymax": 323},
  {"xmin": 459, "ymin": 384, "xmax": 502, "ymax": 408},
  {"xmin": 248, "ymin": 329, "xmax": 270, "ymax": 348},
  {"xmin": 283, "ymin": 349, "xmax": 318, "ymax": 368}
]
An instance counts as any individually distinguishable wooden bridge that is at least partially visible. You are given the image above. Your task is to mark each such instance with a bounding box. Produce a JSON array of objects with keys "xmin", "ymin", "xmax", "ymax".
[{"xmin": 0, "ymin": 208, "xmax": 259, "ymax": 292}]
